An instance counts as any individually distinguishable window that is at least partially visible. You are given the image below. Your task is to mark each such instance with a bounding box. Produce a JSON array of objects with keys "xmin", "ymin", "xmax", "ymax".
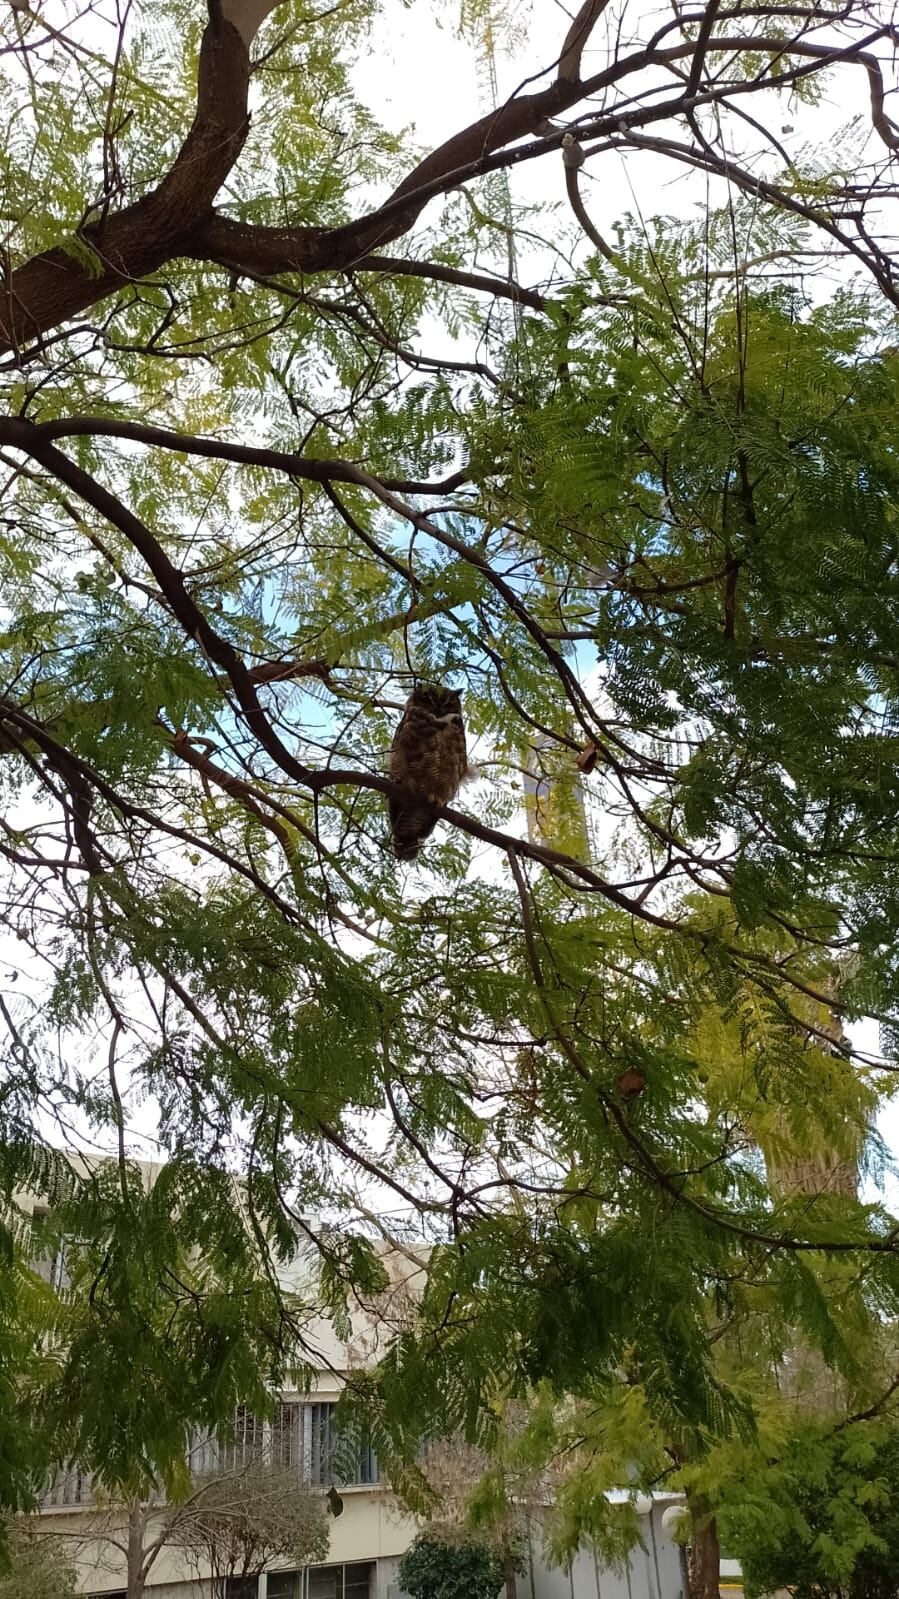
[
  {"xmin": 345, "ymin": 1562, "xmax": 374, "ymax": 1599},
  {"xmin": 307, "ymin": 1563, "xmax": 373, "ymax": 1599},
  {"xmin": 267, "ymin": 1574, "xmax": 300, "ymax": 1599},
  {"xmin": 309, "ymin": 1568, "xmax": 341, "ymax": 1599},
  {"xmin": 217, "ymin": 1405, "xmax": 264, "ymax": 1473},
  {"xmin": 305, "ymin": 1404, "xmax": 379, "ymax": 1487},
  {"xmin": 224, "ymin": 1579, "xmax": 258, "ymax": 1599},
  {"xmin": 351, "ymin": 1438, "xmax": 379, "ymax": 1486},
  {"xmin": 272, "ymin": 1401, "xmax": 303, "ymax": 1471},
  {"xmin": 306, "ymin": 1402, "xmax": 334, "ymax": 1486},
  {"xmin": 41, "ymin": 1463, "xmax": 94, "ymax": 1508},
  {"xmin": 189, "ymin": 1403, "xmax": 379, "ymax": 1487}
]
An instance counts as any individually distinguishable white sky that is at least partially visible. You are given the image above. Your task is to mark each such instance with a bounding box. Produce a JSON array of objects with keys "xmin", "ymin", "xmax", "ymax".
[{"xmin": 353, "ymin": 0, "xmax": 893, "ymax": 278}]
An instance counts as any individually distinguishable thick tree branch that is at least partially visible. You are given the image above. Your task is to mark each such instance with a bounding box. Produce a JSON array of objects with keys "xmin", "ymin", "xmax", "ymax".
[
  {"xmin": 686, "ymin": 0, "xmax": 723, "ymax": 98},
  {"xmin": 0, "ymin": 423, "xmax": 889, "ymax": 1061},
  {"xmin": 562, "ymin": 136, "xmax": 618, "ymax": 262},
  {"xmin": 0, "ymin": 701, "xmax": 306, "ymax": 921},
  {"xmin": 31, "ymin": 414, "xmax": 469, "ymax": 497},
  {"xmin": 182, "ymin": 32, "xmax": 898, "ymax": 291},
  {"xmin": 0, "ymin": 417, "xmax": 319, "ymax": 789},
  {"xmin": 2, "ymin": 18, "xmax": 893, "ymax": 358},
  {"xmin": 1, "ymin": 17, "xmax": 254, "ymax": 355}
]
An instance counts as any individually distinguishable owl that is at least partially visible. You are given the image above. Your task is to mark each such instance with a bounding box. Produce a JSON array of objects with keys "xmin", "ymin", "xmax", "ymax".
[{"xmin": 388, "ymin": 684, "xmax": 468, "ymax": 860}]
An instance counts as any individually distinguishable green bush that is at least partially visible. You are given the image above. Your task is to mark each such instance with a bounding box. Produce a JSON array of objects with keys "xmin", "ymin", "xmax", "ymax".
[{"xmin": 398, "ymin": 1531, "xmax": 506, "ymax": 1599}]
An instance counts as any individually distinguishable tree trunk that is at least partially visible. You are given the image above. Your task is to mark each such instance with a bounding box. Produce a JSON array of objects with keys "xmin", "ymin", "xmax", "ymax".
[
  {"xmin": 126, "ymin": 1500, "xmax": 147, "ymax": 1599},
  {"xmin": 502, "ymin": 1543, "xmax": 518, "ymax": 1599},
  {"xmin": 686, "ymin": 1492, "xmax": 721, "ymax": 1599}
]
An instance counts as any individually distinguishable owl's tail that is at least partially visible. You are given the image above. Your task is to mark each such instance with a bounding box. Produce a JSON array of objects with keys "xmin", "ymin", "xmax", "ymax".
[{"xmin": 389, "ymin": 798, "xmax": 439, "ymax": 861}]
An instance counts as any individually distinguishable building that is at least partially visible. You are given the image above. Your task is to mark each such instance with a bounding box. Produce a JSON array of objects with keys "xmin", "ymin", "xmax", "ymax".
[
  {"xmin": 40, "ymin": 1393, "xmax": 414, "ymax": 1599},
  {"xmin": 21, "ymin": 1164, "xmax": 698, "ymax": 1599}
]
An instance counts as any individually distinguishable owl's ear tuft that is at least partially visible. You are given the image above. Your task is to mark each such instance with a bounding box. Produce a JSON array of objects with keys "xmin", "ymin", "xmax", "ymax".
[{"xmin": 415, "ymin": 682, "xmax": 462, "ymax": 711}]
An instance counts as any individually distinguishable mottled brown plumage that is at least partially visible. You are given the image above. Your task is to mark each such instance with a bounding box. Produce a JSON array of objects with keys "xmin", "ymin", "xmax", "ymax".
[{"xmin": 388, "ymin": 684, "xmax": 468, "ymax": 860}]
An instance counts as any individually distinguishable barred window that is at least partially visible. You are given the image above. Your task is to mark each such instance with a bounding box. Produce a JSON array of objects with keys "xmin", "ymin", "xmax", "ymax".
[
  {"xmin": 345, "ymin": 1561, "xmax": 375, "ymax": 1599},
  {"xmin": 30, "ymin": 1206, "xmax": 69, "ymax": 1291},
  {"xmin": 188, "ymin": 1402, "xmax": 378, "ymax": 1486},
  {"xmin": 353, "ymin": 1437, "xmax": 379, "ymax": 1486},
  {"xmin": 306, "ymin": 1401, "xmax": 334, "ymax": 1485},
  {"xmin": 271, "ymin": 1400, "xmax": 303, "ymax": 1470},
  {"xmin": 217, "ymin": 1405, "xmax": 264, "ymax": 1473},
  {"xmin": 41, "ymin": 1463, "xmax": 94, "ymax": 1509},
  {"xmin": 305, "ymin": 1403, "xmax": 379, "ymax": 1487}
]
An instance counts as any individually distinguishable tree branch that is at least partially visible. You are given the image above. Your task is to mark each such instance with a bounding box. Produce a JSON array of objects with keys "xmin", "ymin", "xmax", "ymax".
[
  {"xmin": 31, "ymin": 414, "xmax": 469, "ymax": 497},
  {"xmin": 3, "ymin": 18, "xmax": 891, "ymax": 357},
  {"xmin": 1, "ymin": 16, "xmax": 254, "ymax": 355},
  {"xmin": 354, "ymin": 254, "xmax": 547, "ymax": 313},
  {"xmin": 558, "ymin": 0, "xmax": 613, "ymax": 83}
]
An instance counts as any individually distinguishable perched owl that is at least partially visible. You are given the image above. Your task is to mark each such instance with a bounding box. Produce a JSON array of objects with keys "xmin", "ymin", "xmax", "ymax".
[{"xmin": 388, "ymin": 684, "xmax": 468, "ymax": 860}]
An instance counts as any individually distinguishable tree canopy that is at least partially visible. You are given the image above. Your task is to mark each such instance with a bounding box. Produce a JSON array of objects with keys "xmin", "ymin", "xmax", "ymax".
[
  {"xmin": 0, "ymin": 1519, "xmax": 77, "ymax": 1599},
  {"xmin": 717, "ymin": 1418, "xmax": 899, "ymax": 1599},
  {"xmin": 175, "ymin": 1458, "xmax": 329, "ymax": 1597},
  {"xmin": 1, "ymin": 0, "xmax": 899, "ymax": 1550}
]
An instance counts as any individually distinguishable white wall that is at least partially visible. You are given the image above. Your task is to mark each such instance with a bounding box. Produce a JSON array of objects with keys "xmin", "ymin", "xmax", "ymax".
[
  {"xmin": 57, "ymin": 1485, "xmax": 417, "ymax": 1596},
  {"xmin": 383, "ymin": 1503, "xmax": 688, "ymax": 1599},
  {"xmin": 518, "ymin": 1505, "xmax": 687, "ymax": 1599}
]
